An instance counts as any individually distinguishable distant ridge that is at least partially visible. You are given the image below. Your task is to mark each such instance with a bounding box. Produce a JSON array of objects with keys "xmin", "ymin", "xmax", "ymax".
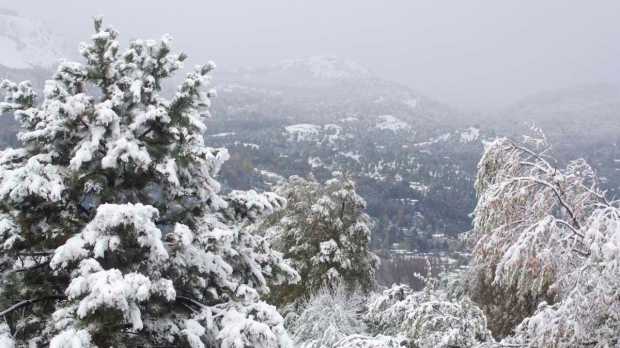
[{"xmin": 0, "ymin": 9, "xmax": 70, "ymax": 70}]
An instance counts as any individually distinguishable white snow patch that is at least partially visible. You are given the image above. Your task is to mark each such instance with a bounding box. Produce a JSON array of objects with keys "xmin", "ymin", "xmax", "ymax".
[
  {"xmin": 209, "ymin": 132, "xmax": 236, "ymax": 138},
  {"xmin": 376, "ymin": 115, "xmax": 410, "ymax": 132},
  {"xmin": 460, "ymin": 127, "xmax": 480, "ymax": 143},
  {"xmin": 339, "ymin": 117, "xmax": 359, "ymax": 123},
  {"xmin": 323, "ymin": 124, "xmax": 343, "ymax": 144},
  {"xmin": 258, "ymin": 169, "xmax": 286, "ymax": 185},
  {"xmin": 339, "ymin": 152, "xmax": 361, "ymax": 163},
  {"xmin": 308, "ymin": 157, "xmax": 324, "ymax": 169},
  {"xmin": 413, "ymin": 133, "xmax": 451, "ymax": 147},
  {"xmin": 409, "ymin": 181, "xmax": 430, "ymax": 195},
  {"xmin": 284, "ymin": 124, "xmax": 321, "ymax": 142},
  {"xmin": 242, "ymin": 143, "xmax": 260, "ymax": 150}
]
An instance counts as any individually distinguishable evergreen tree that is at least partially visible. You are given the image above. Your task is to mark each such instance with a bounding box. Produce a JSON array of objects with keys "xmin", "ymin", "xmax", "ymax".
[
  {"xmin": 264, "ymin": 173, "xmax": 378, "ymax": 305},
  {"xmin": 0, "ymin": 18, "xmax": 297, "ymax": 347}
]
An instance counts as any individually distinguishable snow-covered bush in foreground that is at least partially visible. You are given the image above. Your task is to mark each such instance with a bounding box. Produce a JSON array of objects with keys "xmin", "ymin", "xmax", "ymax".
[
  {"xmin": 0, "ymin": 18, "xmax": 297, "ymax": 347},
  {"xmin": 364, "ymin": 284, "xmax": 421, "ymax": 336},
  {"xmin": 288, "ymin": 286, "xmax": 405, "ymax": 348},
  {"xmin": 401, "ymin": 298, "xmax": 490, "ymax": 348},
  {"xmin": 288, "ymin": 278, "xmax": 491, "ymax": 348},
  {"xmin": 364, "ymin": 283, "xmax": 492, "ymax": 348},
  {"xmin": 288, "ymin": 287, "xmax": 366, "ymax": 348},
  {"xmin": 264, "ymin": 173, "xmax": 379, "ymax": 305},
  {"xmin": 334, "ymin": 334, "xmax": 405, "ymax": 348}
]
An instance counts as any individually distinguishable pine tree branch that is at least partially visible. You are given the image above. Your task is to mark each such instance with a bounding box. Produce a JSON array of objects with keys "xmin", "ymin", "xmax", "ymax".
[
  {"xmin": 9, "ymin": 261, "xmax": 50, "ymax": 274},
  {"xmin": 0, "ymin": 296, "xmax": 65, "ymax": 317},
  {"xmin": 138, "ymin": 125, "xmax": 155, "ymax": 140},
  {"xmin": 16, "ymin": 250, "xmax": 54, "ymax": 256},
  {"xmin": 175, "ymin": 295, "xmax": 208, "ymax": 310}
]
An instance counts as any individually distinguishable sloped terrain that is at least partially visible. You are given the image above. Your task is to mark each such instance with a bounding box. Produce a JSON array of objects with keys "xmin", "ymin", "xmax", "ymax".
[
  {"xmin": 487, "ymin": 83, "xmax": 620, "ymax": 197},
  {"xmin": 1, "ymin": 35, "xmax": 618, "ymax": 252},
  {"xmin": 0, "ymin": 9, "xmax": 70, "ymax": 147},
  {"xmin": 208, "ymin": 57, "xmax": 485, "ymax": 250}
]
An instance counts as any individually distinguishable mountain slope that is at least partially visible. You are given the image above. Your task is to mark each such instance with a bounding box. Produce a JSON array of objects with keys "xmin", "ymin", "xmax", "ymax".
[
  {"xmin": 0, "ymin": 9, "xmax": 68, "ymax": 70},
  {"xmin": 208, "ymin": 57, "xmax": 485, "ymax": 250},
  {"xmin": 1, "ymin": 18, "xmax": 617, "ymax": 252},
  {"xmin": 0, "ymin": 9, "xmax": 72, "ymax": 147},
  {"xmin": 488, "ymin": 84, "xmax": 620, "ymax": 196}
]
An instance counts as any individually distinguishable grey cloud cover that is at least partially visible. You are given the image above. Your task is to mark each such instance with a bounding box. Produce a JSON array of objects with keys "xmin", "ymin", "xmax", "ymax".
[{"xmin": 7, "ymin": 0, "xmax": 620, "ymax": 110}]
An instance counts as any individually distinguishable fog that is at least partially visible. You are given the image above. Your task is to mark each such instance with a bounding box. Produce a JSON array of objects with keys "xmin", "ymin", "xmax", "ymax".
[{"xmin": 7, "ymin": 0, "xmax": 620, "ymax": 111}]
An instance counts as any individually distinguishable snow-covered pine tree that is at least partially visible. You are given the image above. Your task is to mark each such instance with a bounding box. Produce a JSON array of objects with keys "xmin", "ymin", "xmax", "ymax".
[
  {"xmin": 264, "ymin": 173, "xmax": 378, "ymax": 305},
  {"xmin": 467, "ymin": 131, "xmax": 607, "ymax": 337},
  {"xmin": 0, "ymin": 18, "xmax": 297, "ymax": 347}
]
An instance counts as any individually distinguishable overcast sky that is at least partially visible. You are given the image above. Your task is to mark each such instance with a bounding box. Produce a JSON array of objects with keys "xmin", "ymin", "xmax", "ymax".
[{"xmin": 6, "ymin": 0, "xmax": 620, "ymax": 111}]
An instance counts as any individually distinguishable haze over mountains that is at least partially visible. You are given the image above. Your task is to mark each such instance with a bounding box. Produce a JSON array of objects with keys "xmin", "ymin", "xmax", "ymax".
[{"xmin": 1, "ymin": 10, "xmax": 618, "ymax": 251}]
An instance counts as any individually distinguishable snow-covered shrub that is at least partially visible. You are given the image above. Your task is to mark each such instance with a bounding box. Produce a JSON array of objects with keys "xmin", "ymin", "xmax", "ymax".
[
  {"xmin": 364, "ymin": 284, "xmax": 420, "ymax": 336},
  {"xmin": 467, "ymin": 132, "xmax": 605, "ymax": 336},
  {"xmin": 288, "ymin": 286, "xmax": 367, "ymax": 348},
  {"xmin": 264, "ymin": 173, "xmax": 379, "ymax": 304},
  {"xmin": 334, "ymin": 334, "xmax": 406, "ymax": 348},
  {"xmin": 0, "ymin": 18, "xmax": 297, "ymax": 347},
  {"xmin": 288, "ymin": 285, "xmax": 407, "ymax": 348},
  {"xmin": 364, "ymin": 282, "xmax": 492, "ymax": 348},
  {"xmin": 401, "ymin": 297, "xmax": 491, "ymax": 348}
]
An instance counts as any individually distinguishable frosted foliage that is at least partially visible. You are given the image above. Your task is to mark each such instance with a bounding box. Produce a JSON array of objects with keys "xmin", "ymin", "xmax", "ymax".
[
  {"xmin": 334, "ymin": 335, "xmax": 405, "ymax": 348},
  {"xmin": 470, "ymin": 133, "xmax": 620, "ymax": 345},
  {"xmin": 507, "ymin": 205, "xmax": 620, "ymax": 347},
  {"xmin": 182, "ymin": 319, "xmax": 206, "ymax": 348},
  {"xmin": 49, "ymin": 329, "xmax": 92, "ymax": 348},
  {"xmin": 217, "ymin": 302, "xmax": 291, "ymax": 348},
  {"xmin": 402, "ymin": 299, "xmax": 490, "ymax": 348},
  {"xmin": 0, "ymin": 80, "xmax": 35, "ymax": 113},
  {"xmin": 468, "ymin": 134, "xmax": 605, "ymax": 336},
  {"xmin": 288, "ymin": 288, "xmax": 368, "ymax": 348},
  {"xmin": 226, "ymin": 189, "xmax": 286, "ymax": 222},
  {"xmin": 365, "ymin": 284, "xmax": 420, "ymax": 336},
  {"xmin": 0, "ymin": 18, "xmax": 296, "ymax": 347},
  {"xmin": 0, "ymin": 153, "xmax": 65, "ymax": 205},
  {"xmin": 49, "ymin": 204, "xmax": 176, "ymax": 337},
  {"xmin": 363, "ymin": 284, "xmax": 492, "ymax": 348},
  {"xmin": 51, "ymin": 203, "xmax": 167, "ymax": 269},
  {"xmin": 64, "ymin": 266, "xmax": 174, "ymax": 331},
  {"xmin": 265, "ymin": 173, "xmax": 378, "ymax": 303},
  {"xmin": 288, "ymin": 286, "xmax": 434, "ymax": 348},
  {"xmin": 0, "ymin": 323, "xmax": 15, "ymax": 348},
  {"xmin": 0, "ymin": 213, "xmax": 20, "ymax": 250}
]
